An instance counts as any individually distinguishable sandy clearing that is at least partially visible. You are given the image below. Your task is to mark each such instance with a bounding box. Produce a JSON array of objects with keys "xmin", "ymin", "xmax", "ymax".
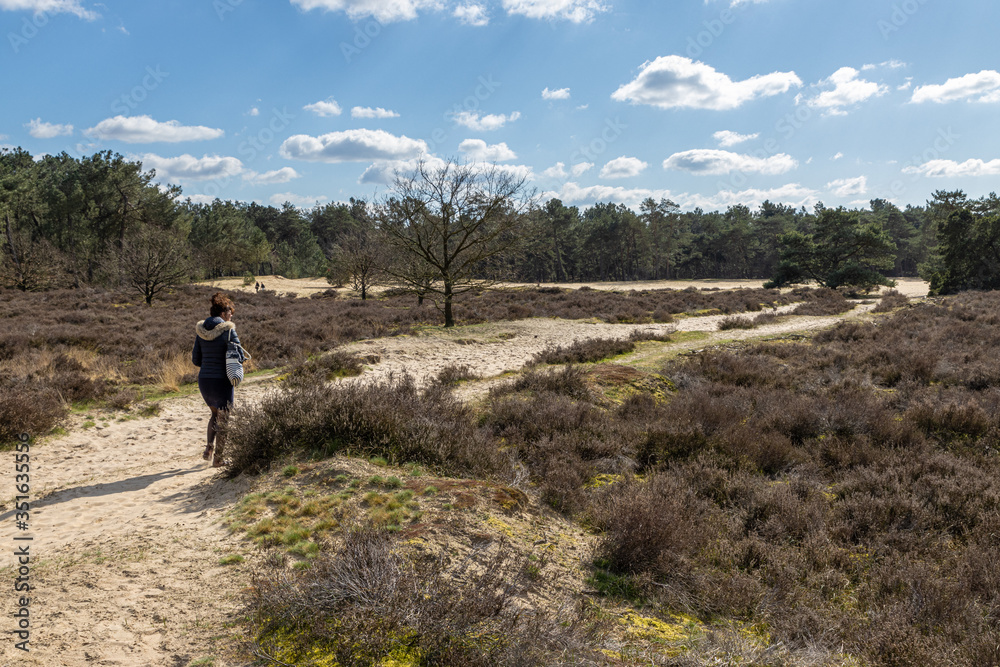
[
  {"xmin": 0, "ymin": 290, "xmax": 907, "ymax": 666},
  {"xmin": 200, "ymin": 275, "xmax": 930, "ymax": 300}
]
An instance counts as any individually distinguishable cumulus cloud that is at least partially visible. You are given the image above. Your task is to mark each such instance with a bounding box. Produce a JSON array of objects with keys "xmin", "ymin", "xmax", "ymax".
[
  {"xmin": 289, "ymin": 0, "xmax": 443, "ymax": 22},
  {"xmin": 351, "ymin": 106, "xmax": 400, "ymax": 119},
  {"xmin": 827, "ymin": 176, "xmax": 867, "ymax": 197},
  {"xmin": 911, "ymin": 70, "xmax": 1000, "ymax": 104},
  {"xmin": 26, "ymin": 118, "xmax": 73, "ymax": 139},
  {"xmin": 451, "ymin": 110, "xmax": 521, "ymax": 131},
  {"xmin": 803, "ymin": 67, "xmax": 887, "ymax": 115},
  {"xmin": 137, "ymin": 153, "xmax": 244, "ymax": 181},
  {"xmin": 454, "ymin": 3, "xmax": 488, "ymax": 24},
  {"xmin": 713, "ymin": 130, "xmax": 758, "ymax": 147},
  {"xmin": 245, "ymin": 167, "xmax": 301, "ymax": 185},
  {"xmin": 280, "ymin": 129, "xmax": 428, "ymax": 163},
  {"xmin": 549, "ymin": 182, "xmax": 675, "ymax": 209},
  {"xmin": 600, "ymin": 156, "xmax": 648, "ymax": 179},
  {"xmin": 542, "ymin": 161, "xmax": 593, "ymax": 180},
  {"xmin": 304, "ymin": 98, "xmax": 343, "ymax": 117},
  {"xmin": 86, "ymin": 116, "xmax": 223, "ymax": 143},
  {"xmin": 680, "ymin": 183, "xmax": 820, "ymax": 211},
  {"xmin": 248, "ymin": 107, "xmax": 260, "ymax": 116},
  {"xmin": 501, "ymin": 0, "xmax": 607, "ymax": 22},
  {"xmin": 663, "ymin": 149, "xmax": 797, "ymax": 175},
  {"xmin": 0, "ymin": 0, "xmax": 98, "ymax": 19},
  {"xmin": 270, "ymin": 192, "xmax": 328, "ymax": 207},
  {"xmin": 903, "ymin": 159, "xmax": 1000, "ymax": 178},
  {"xmin": 360, "ymin": 156, "xmax": 446, "ymax": 185},
  {"xmin": 542, "ymin": 87, "xmax": 571, "ymax": 100},
  {"xmin": 358, "ymin": 156, "xmax": 531, "ymax": 185},
  {"xmin": 612, "ymin": 56, "xmax": 801, "ymax": 111},
  {"xmin": 458, "ymin": 139, "xmax": 517, "ymax": 161}
]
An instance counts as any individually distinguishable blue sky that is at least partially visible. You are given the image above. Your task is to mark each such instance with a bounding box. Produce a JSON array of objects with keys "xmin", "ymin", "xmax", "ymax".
[{"xmin": 4, "ymin": 0, "xmax": 1000, "ymax": 212}]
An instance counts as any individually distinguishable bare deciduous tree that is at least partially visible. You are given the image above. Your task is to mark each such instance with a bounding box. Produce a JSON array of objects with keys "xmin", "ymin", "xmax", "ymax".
[
  {"xmin": 380, "ymin": 160, "xmax": 533, "ymax": 327},
  {"xmin": 102, "ymin": 225, "xmax": 191, "ymax": 305},
  {"xmin": 329, "ymin": 227, "xmax": 389, "ymax": 300}
]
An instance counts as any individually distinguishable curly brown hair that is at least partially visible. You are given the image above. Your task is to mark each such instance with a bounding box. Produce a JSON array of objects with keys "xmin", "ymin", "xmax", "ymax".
[{"xmin": 210, "ymin": 292, "xmax": 235, "ymax": 318}]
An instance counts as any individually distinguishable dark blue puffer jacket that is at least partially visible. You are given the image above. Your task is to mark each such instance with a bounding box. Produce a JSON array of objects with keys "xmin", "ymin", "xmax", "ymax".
[{"xmin": 192, "ymin": 317, "xmax": 243, "ymax": 380}]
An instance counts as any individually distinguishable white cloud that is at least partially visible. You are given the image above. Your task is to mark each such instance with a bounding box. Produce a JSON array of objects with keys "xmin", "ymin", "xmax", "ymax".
[
  {"xmin": 451, "ymin": 110, "xmax": 521, "ymax": 131},
  {"xmin": 803, "ymin": 67, "xmax": 887, "ymax": 115},
  {"xmin": 680, "ymin": 183, "xmax": 820, "ymax": 211},
  {"xmin": 542, "ymin": 87, "xmax": 571, "ymax": 100},
  {"xmin": 351, "ymin": 106, "xmax": 400, "ymax": 119},
  {"xmin": 289, "ymin": 0, "xmax": 443, "ymax": 22},
  {"xmin": 542, "ymin": 161, "xmax": 593, "ymax": 180},
  {"xmin": 600, "ymin": 156, "xmax": 648, "ymax": 179},
  {"xmin": 832, "ymin": 152, "xmax": 844, "ymax": 161},
  {"xmin": 612, "ymin": 56, "xmax": 801, "ymax": 111},
  {"xmin": 26, "ymin": 118, "xmax": 73, "ymax": 138},
  {"xmin": 458, "ymin": 139, "xmax": 517, "ymax": 162},
  {"xmin": 270, "ymin": 192, "xmax": 328, "ymax": 207},
  {"xmin": 663, "ymin": 149, "xmax": 797, "ymax": 175},
  {"xmin": 185, "ymin": 194, "xmax": 219, "ymax": 205},
  {"xmin": 0, "ymin": 0, "xmax": 98, "ymax": 19},
  {"xmin": 903, "ymin": 159, "xmax": 1000, "ymax": 178},
  {"xmin": 454, "ymin": 3, "xmax": 488, "ymax": 24},
  {"xmin": 713, "ymin": 130, "xmax": 758, "ymax": 147},
  {"xmin": 248, "ymin": 107, "xmax": 260, "ymax": 116},
  {"xmin": 549, "ymin": 182, "xmax": 675, "ymax": 209},
  {"xmin": 543, "ymin": 162, "xmax": 568, "ymax": 179},
  {"xmin": 280, "ymin": 129, "xmax": 427, "ymax": 162},
  {"xmin": 85, "ymin": 116, "xmax": 224, "ymax": 143},
  {"xmin": 303, "ymin": 98, "xmax": 343, "ymax": 117},
  {"xmin": 137, "ymin": 153, "xmax": 244, "ymax": 181},
  {"xmin": 360, "ymin": 157, "xmax": 531, "ymax": 185},
  {"xmin": 827, "ymin": 176, "xmax": 867, "ymax": 197},
  {"xmin": 911, "ymin": 70, "xmax": 1000, "ymax": 104},
  {"xmin": 501, "ymin": 0, "xmax": 607, "ymax": 22},
  {"xmin": 245, "ymin": 167, "xmax": 301, "ymax": 185},
  {"xmin": 360, "ymin": 157, "xmax": 445, "ymax": 185}
]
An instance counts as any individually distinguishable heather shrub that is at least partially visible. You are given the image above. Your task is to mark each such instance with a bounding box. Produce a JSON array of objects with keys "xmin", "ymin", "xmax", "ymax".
[
  {"xmin": 431, "ymin": 363, "xmax": 479, "ymax": 386},
  {"xmin": 872, "ymin": 289, "xmax": 909, "ymax": 313},
  {"xmin": 281, "ymin": 349, "xmax": 365, "ymax": 387},
  {"xmin": 245, "ymin": 524, "xmax": 602, "ymax": 666},
  {"xmin": 717, "ymin": 315, "xmax": 755, "ymax": 330},
  {"xmin": 225, "ymin": 375, "xmax": 504, "ymax": 478},
  {"xmin": 790, "ymin": 288, "xmax": 855, "ymax": 315},
  {"xmin": 530, "ymin": 337, "xmax": 636, "ymax": 365},
  {"xmin": 0, "ymin": 382, "xmax": 65, "ymax": 446}
]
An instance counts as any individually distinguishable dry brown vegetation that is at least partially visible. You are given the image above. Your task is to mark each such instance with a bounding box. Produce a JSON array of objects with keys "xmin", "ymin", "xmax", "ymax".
[
  {"xmin": 0, "ymin": 283, "xmax": 809, "ymax": 447},
  {"xmin": 226, "ymin": 289, "xmax": 1000, "ymax": 666}
]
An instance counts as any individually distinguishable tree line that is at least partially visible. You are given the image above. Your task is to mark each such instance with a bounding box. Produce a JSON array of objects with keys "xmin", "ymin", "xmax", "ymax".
[{"xmin": 1, "ymin": 148, "xmax": 997, "ymax": 307}]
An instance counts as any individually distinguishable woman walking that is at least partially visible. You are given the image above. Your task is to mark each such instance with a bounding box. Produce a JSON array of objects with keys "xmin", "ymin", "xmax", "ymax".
[{"xmin": 193, "ymin": 292, "xmax": 243, "ymax": 467}]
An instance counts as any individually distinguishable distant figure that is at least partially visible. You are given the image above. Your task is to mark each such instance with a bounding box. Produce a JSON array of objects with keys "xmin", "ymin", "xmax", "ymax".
[
  {"xmin": 260, "ymin": 282, "xmax": 265, "ymax": 291},
  {"xmin": 255, "ymin": 281, "xmax": 260, "ymax": 293},
  {"xmin": 192, "ymin": 292, "xmax": 243, "ymax": 467}
]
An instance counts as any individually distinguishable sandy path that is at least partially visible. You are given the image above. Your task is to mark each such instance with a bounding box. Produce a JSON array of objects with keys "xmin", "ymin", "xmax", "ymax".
[{"xmin": 0, "ymin": 294, "xmax": 897, "ymax": 666}]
